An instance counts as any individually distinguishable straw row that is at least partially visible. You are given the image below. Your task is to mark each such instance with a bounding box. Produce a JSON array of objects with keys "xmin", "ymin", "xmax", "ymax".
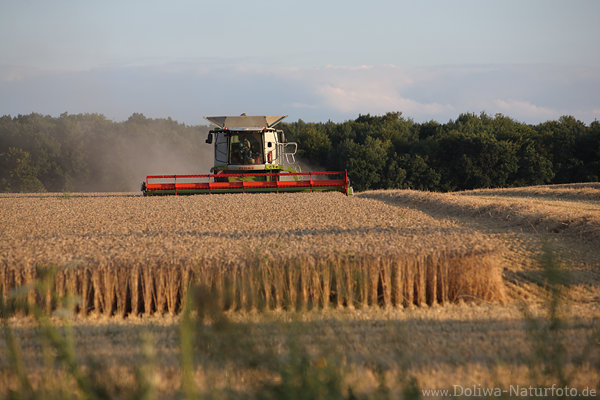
[{"xmin": 360, "ymin": 189, "xmax": 600, "ymax": 242}]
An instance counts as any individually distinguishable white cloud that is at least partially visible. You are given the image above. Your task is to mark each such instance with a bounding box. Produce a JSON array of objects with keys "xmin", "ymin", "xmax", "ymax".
[
  {"xmin": 493, "ymin": 99, "xmax": 557, "ymax": 121},
  {"xmin": 0, "ymin": 62, "xmax": 598, "ymax": 124},
  {"xmin": 0, "ymin": 65, "xmax": 41, "ymax": 83},
  {"xmin": 262, "ymin": 64, "xmax": 452, "ymax": 119},
  {"xmin": 315, "ymin": 82, "xmax": 453, "ymax": 118}
]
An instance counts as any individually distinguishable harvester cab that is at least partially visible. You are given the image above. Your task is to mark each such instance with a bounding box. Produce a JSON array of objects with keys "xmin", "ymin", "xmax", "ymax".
[
  {"xmin": 142, "ymin": 114, "xmax": 351, "ymax": 196},
  {"xmin": 204, "ymin": 115, "xmax": 299, "ymax": 175}
]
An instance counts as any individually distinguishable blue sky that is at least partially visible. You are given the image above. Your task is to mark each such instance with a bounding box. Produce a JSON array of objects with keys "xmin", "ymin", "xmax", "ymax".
[{"xmin": 1, "ymin": 0, "xmax": 599, "ymax": 124}]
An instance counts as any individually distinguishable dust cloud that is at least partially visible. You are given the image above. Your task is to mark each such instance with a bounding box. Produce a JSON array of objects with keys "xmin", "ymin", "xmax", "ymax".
[
  {"xmin": 75, "ymin": 125, "xmax": 214, "ymax": 193},
  {"xmin": 295, "ymin": 157, "xmax": 326, "ymax": 173},
  {"xmin": 75, "ymin": 127, "xmax": 329, "ymax": 192}
]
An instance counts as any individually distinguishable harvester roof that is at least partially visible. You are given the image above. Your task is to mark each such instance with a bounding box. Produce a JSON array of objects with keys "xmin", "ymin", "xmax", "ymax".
[{"xmin": 204, "ymin": 115, "xmax": 287, "ymax": 130}]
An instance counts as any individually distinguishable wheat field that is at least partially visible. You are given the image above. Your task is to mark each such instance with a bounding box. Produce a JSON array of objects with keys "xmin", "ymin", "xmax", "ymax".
[
  {"xmin": 1, "ymin": 186, "xmax": 599, "ymax": 398},
  {"xmin": 0, "ymin": 192, "xmax": 504, "ymax": 316}
]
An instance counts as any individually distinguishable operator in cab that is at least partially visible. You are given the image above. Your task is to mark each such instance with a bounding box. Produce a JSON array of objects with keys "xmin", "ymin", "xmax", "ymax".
[{"xmin": 240, "ymin": 135, "xmax": 253, "ymax": 164}]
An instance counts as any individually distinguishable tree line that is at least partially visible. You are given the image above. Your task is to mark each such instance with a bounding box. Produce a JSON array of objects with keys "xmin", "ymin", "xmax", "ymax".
[
  {"xmin": 0, "ymin": 111, "xmax": 598, "ymax": 193},
  {"xmin": 282, "ymin": 112, "xmax": 600, "ymax": 192},
  {"xmin": 0, "ymin": 113, "xmax": 211, "ymax": 192}
]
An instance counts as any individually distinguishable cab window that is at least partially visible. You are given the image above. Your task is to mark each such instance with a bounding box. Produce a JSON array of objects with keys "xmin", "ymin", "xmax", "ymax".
[{"xmin": 228, "ymin": 133, "xmax": 263, "ymax": 165}]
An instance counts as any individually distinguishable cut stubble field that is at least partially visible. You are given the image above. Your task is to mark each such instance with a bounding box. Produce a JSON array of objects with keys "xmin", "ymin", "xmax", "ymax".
[{"xmin": 1, "ymin": 186, "xmax": 599, "ymax": 398}]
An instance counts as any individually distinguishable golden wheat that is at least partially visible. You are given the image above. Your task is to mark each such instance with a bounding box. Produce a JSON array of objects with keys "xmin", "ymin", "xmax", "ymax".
[
  {"xmin": 458, "ymin": 182, "xmax": 600, "ymax": 202},
  {"xmin": 361, "ymin": 187, "xmax": 600, "ymax": 242},
  {"xmin": 0, "ymin": 192, "xmax": 504, "ymax": 315}
]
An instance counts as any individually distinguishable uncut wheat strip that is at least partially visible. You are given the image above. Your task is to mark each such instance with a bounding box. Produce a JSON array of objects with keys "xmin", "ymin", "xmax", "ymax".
[
  {"xmin": 102, "ymin": 265, "xmax": 117, "ymax": 316},
  {"xmin": 154, "ymin": 266, "xmax": 168, "ymax": 315},
  {"xmin": 129, "ymin": 264, "xmax": 140, "ymax": 316},
  {"xmin": 266, "ymin": 261, "xmax": 284, "ymax": 310},
  {"xmin": 296, "ymin": 261, "xmax": 309, "ymax": 310},
  {"xmin": 340, "ymin": 258, "xmax": 355, "ymax": 309},
  {"xmin": 1, "ymin": 244, "xmax": 505, "ymax": 314},
  {"xmin": 178, "ymin": 266, "xmax": 193, "ymax": 312},
  {"xmin": 381, "ymin": 258, "xmax": 393, "ymax": 307},
  {"xmin": 214, "ymin": 266, "xmax": 228, "ymax": 310},
  {"xmin": 54, "ymin": 268, "xmax": 67, "ymax": 310},
  {"xmin": 222, "ymin": 266, "xmax": 238, "ymax": 311},
  {"xmin": 140, "ymin": 264, "xmax": 156, "ymax": 315},
  {"xmin": 113, "ymin": 264, "xmax": 129, "ymax": 317},
  {"xmin": 308, "ymin": 257, "xmax": 325, "ymax": 310},
  {"xmin": 319, "ymin": 261, "xmax": 332, "ymax": 309},
  {"xmin": 283, "ymin": 263, "xmax": 299, "ymax": 310},
  {"xmin": 443, "ymin": 252, "xmax": 505, "ymax": 303},
  {"xmin": 0, "ymin": 247, "xmax": 505, "ymax": 316},
  {"xmin": 403, "ymin": 258, "xmax": 415, "ymax": 307},
  {"xmin": 366, "ymin": 258, "xmax": 379, "ymax": 307},
  {"xmin": 68, "ymin": 266, "xmax": 83, "ymax": 314},
  {"xmin": 2, "ymin": 265, "xmax": 32, "ymax": 313},
  {"xmin": 414, "ymin": 255, "xmax": 427, "ymax": 306},
  {"xmin": 229, "ymin": 265, "xmax": 242, "ymax": 311},
  {"xmin": 0, "ymin": 263, "xmax": 12, "ymax": 305},
  {"xmin": 424, "ymin": 255, "xmax": 437, "ymax": 306},
  {"xmin": 241, "ymin": 265, "xmax": 254, "ymax": 312},
  {"xmin": 390, "ymin": 259, "xmax": 402, "ymax": 307},
  {"xmin": 0, "ymin": 265, "xmax": 57, "ymax": 314},
  {"xmin": 166, "ymin": 265, "xmax": 182, "ymax": 314},
  {"xmin": 80, "ymin": 266, "xmax": 92, "ymax": 315}
]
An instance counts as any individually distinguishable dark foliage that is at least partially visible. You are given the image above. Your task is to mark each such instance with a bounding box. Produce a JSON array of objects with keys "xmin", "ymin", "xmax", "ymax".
[
  {"xmin": 0, "ymin": 112, "xmax": 598, "ymax": 193},
  {"xmin": 0, "ymin": 113, "xmax": 210, "ymax": 192},
  {"xmin": 283, "ymin": 112, "xmax": 599, "ymax": 192}
]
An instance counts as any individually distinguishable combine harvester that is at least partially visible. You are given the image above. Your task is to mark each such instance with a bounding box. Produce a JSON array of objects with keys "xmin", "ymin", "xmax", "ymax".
[{"xmin": 142, "ymin": 115, "xmax": 351, "ymax": 196}]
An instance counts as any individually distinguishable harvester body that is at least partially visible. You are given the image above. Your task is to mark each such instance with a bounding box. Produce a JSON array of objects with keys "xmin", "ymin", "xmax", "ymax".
[
  {"xmin": 205, "ymin": 115, "xmax": 298, "ymax": 174},
  {"xmin": 142, "ymin": 115, "xmax": 350, "ymax": 196}
]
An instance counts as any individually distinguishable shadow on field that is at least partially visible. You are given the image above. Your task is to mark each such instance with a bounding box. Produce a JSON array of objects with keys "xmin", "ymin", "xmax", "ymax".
[{"xmin": 4, "ymin": 313, "xmax": 596, "ymax": 371}]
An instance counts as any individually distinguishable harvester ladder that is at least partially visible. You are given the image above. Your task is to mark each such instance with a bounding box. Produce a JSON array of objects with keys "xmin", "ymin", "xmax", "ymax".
[{"xmin": 279, "ymin": 142, "xmax": 298, "ymax": 165}]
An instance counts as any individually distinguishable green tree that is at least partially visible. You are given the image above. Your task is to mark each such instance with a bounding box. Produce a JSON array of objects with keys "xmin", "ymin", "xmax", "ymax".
[
  {"xmin": 536, "ymin": 116, "xmax": 587, "ymax": 183},
  {"xmin": 384, "ymin": 154, "xmax": 407, "ymax": 189},
  {"xmin": 399, "ymin": 154, "xmax": 441, "ymax": 190},
  {"xmin": 0, "ymin": 147, "xmax": 46, "ymax": 192},
  {"xmin": 433, "ymin": 131, "xmax": 518, "ymax": 190},
  {"xmin": 1, "ymin": 111, "xmax": 597, "ymax": 193},
  {"xmin": 339, "ymin": 136, "xmax": 390, "ymax": 191},
  {"xmin": 295, "ymin": 125, "xmax": 332, "ymax": 163},
  {"xmin": 513, "ymin": 141, "xmax": 554, "ymax": 186}
]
